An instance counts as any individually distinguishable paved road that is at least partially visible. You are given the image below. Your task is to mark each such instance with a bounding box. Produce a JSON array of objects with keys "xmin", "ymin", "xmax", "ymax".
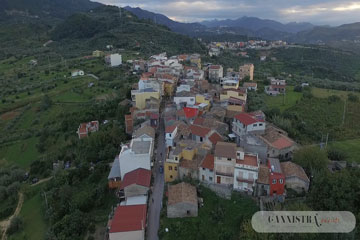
[{"xmin": 146, "ymin": 116, "xmax": 166, "ymax": 240}]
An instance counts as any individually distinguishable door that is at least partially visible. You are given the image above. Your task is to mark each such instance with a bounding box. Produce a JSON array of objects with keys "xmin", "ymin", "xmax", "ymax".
[{"xmin": 217, "ymin": 176, "xmax": 221, "ymax": 184}]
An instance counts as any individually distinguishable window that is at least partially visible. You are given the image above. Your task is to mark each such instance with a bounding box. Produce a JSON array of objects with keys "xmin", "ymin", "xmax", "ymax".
[
  {"xmin": 175, "ymin": 157, "xmax": 178, "ymax": 161},
  {"xmin": 227, "ymin": 158, "xmax": 232, "ymax": 161},
  {"xmin": 190, "ymin": 98, "xmax": 194, "ymax": 102},
  {"xmin": 203, "ymin": 168, "xmax": 205, "ymax": 170},
  {"xmin": 279, "ymin": 179, "xmax": 283, "ymax": 184},
  {"xmin": 170, "ymin": 175, "xmax": 173, "ymax": 179},
  {"xmin": 272, "ymin": 179, "xmax": 277, "ymax": 184},
  {"xmin": 169, "ymin": 166, "xmax": 173, "ymax": 170},
  {"xmin": 253, "ymin": 124, "xmax": 257, "ymax": 127},
  {"xmin": 200, "ymin": 137, "xmax": 203, "ymax": 142},
  {"xmin": 237, "ymin": 152, "xmax": 240, "ymax": 157},
  {"xmin": 169, "ymin": 133, "xmax": 171, "ymax": 137},
  {"xmin": 174, "ymin": 167, "xmax": 177, "ymax": 171},
  {"xmin": 259, "ymin": 123, "xmax": 263, "ymax": 126},
  {"xmin": 209, "ymin": 177, "xmax": 213, "ymax": 181}
]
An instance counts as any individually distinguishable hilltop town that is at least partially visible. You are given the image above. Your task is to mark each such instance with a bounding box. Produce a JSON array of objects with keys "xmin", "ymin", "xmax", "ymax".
[{"xmin": 100, "ymin": 51, "xmax": 311, "ymax": 240}]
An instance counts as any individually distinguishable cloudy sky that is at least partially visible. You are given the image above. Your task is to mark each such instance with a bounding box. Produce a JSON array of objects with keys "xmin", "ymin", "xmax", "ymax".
[{"xmin": 94, "ymin": 0, "xmax": 360, "ymax": 25}]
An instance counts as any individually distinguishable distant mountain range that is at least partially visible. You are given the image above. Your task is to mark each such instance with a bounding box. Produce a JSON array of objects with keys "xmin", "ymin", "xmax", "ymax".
[
  {"xmin": 201, "ymin": 17, "xmax": 314, "ymax": 34},
  {"xmin": 124, "ymin": 6, "xmax": 206, "ymax": 36},
  {"xmin": 0, "ymin": 0, "xmax": 102, "ymax": 20}
]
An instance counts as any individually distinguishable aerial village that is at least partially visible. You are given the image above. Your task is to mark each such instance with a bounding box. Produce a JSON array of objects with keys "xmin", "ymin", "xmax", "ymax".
[{"xmin": 76, "ymin": 51, "xmax": 309, "ymax": 240}]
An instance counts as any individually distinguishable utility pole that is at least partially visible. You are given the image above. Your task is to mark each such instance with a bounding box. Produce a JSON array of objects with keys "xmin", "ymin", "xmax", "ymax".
[
  {"xmin": 325, "ymin": 133, "xmax": 329, "ymax": 148},
  {"xmin": 342, "ymin": 98, "xmax": 347, "ymax": 126}
]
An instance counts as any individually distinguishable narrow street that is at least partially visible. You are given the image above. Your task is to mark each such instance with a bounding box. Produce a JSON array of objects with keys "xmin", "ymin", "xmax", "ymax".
[{"xmin": 146, "ymin": 114, "xmax": 166, "ymax": 240}]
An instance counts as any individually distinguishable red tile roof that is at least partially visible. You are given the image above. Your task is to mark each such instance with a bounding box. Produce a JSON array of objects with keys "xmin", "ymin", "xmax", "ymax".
[
  {"xmin": 190, "ymin": 125, "xmax": 211, "ymax": 137},
  {"xmin": 183, "ymin": 107, "xmax": 198, "ymax": 119},
  {"xmin": 208, "ymin": 132, "xmax": 223, "ymax": 145},
  {"xmin": 236, "ymin": 154, "xmax": 258, "ymax": 167},
  {"xmin": 120, "ymin": 168, "xmax": 151, "ymax": 189},
  {"xmin": 201, "ymin": 154, "xmax": 214, "ymax": 170},
  {"xmin": 209, "ymin": 65, "xmax": 221, "ymax": 70},
  {"xmin": 109, "ymin": 205, "xmax": 147, "ymax": 233},
  {"xmin": 234, "ymin": 113, "xmax": 264, "ymax": 126},
  {"xmin": 271, "ymin": 137, "xmax": 294, "ymax": 149},
  {"xmin": 193, "ymin": 117, "xmax": 205, "ymax": 125},
  {"xmin": 166, "ymin": 125, "xmax": 177, "ymax": 133}
]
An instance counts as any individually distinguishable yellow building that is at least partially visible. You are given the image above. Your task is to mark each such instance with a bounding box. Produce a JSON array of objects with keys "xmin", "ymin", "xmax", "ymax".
[
  {"xmin": 190, "ymin": 58, "xmax": 202, "ymax": 69},
  {"xmin": 92, "ymin": 50, "xmax": 105, "ymax": 58},
  {"xmin": 164, "ymin": 146, "xmax": 182, "ymax": 182},
  {"xmin": 164, "ymin": 162, "xmax": 179, "ymax": 182},
  {"xmin": 131, "ymin": 89, "xmax": 160, "ymax": 110},
  {"xmin": 164, "ymin": 82, "xmax": 175, "ymax": 97},
  {"xmin": 165, "ymin": 141, "xmax": 200, "ymax": 182},
  {"xmin": 220, "ymin": 89, "xmax": 247, "ymax": 102},
  {"xmin": 195, "ymin": 94, "xmax": 211, "ymax": 110}
]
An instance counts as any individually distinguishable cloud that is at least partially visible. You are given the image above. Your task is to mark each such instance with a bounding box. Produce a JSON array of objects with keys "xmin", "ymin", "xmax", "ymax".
[{"xmin": 93, "ymin": 0, "xmax": 360, "ymax": 25}]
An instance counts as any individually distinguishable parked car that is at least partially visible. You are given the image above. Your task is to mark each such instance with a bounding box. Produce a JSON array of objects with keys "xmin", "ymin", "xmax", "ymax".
[
  {"xmin": 159, "ymin": 166, "xmax": 164, "ymax": 174},
  {"xmin": 31, "ymin": 178, "xmax": 39, "ymax": 184}
]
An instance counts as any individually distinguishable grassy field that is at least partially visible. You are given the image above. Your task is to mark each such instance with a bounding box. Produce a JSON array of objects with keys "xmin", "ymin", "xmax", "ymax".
[
  {"xmin": 311, "ymin": 87, "xmax": 360, "ymax": 99},
  {"xmin": 328, "ymin": 139, "xmax": 360, "ymax": 163},
  {"xmin": 159, "ymin": 186, "xmax": 258, "ymax": 240},
  {"xmin": 9, "ymin": 186, "xmax": 47, "ymax": 240},
  {"xmin": 265, "ymin": 86, "xmax": 303, "ymax": 112},
  {"xmin": 0, "ymin": 137, "xmax": 39, "ymax": 168}
]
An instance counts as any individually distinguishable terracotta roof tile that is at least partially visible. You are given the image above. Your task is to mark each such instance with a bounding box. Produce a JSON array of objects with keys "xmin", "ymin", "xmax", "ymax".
[
  {"xmin": 236, "ymin": 154, "xmax": 258, "ymax": 167},
  {"xmin": 201, "ymin": 154, "xmax": 214, "ymax": 170},
  {"xmin": 166, "ymin": 125, "xmax": 177, "ymax": 133},
  {"xmin": 190, "ymin": 125, "xmax": 211, "ymax": 137},
  {"xmin": 271, "ymin": 137, "xmax": 294, "ymax": 150},
  {"xmin": 168, "ymin": 182, "xmax": 197, "ymax": 205},
  {"xmin": 110, "ymin": 205, "xmax": 147, "ymax": 233},
  {"xmin": 257, "ymin": 165, "xmax": 269, "ymax": 184},
  {"xmin": 215, "ymin": 142, "xmax": 237, "ymax": 159},
  {"xmin": 234, "ymin": 113, "xmax": 264, "ymax": 126},
  {"xmin": 120, "ymin": 168, "xmax": 151, "ymax": 189},
  {"xmin": 281, "ymin": 162, "xmax": 309, "ymax": 183},
  {"xmin": 208, "ymin": 132, "xmax": 223, "ymax": 145}
]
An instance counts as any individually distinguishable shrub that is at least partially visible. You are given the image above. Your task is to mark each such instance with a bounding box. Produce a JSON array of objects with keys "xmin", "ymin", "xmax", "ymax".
[
  {"xmin": 327, "ymin": 148, "xmax": 348, "ymax": 161},
  {"xmin": 348, "ymin": 93, "xmax": 359, "ymax": 102},
  {"xmin": 7, "ymin": 217, "xmax": 23, "ymax": 235},
  {"xmin": 327, "ymin": 95, "xmax": 341, "ymax": 103}
]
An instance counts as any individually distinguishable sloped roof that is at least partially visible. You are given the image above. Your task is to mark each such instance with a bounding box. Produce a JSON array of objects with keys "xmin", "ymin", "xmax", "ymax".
[
  {"xmin": 201, "ymin": 154, "xmax": 214, "ymax": 170},
  {"xmin": 108, "ymin": 156, "xmax": 120, "ymax": 179},
  {"xmin": 190, "ymin": 125, "xmax": 211, "ymax": 137},
  {"xmin": 281, "ymin": 162, "xmax": 309, "ymax": 183},
  {"xmin": 193, "ymin": 117, "xmax": 205, "ymax": 125},
  {"xmin": 215, "ymin": 142, "xmax": 237, "ymax": 159},
  {"xmin": 109, "ymin": 205, "xmax": 147, "ymax": 233},
  {"xmin": 208, "ymin": 132, "xmax": 223, "ymax": 145},
  {"xmin": 166, "ymin": 125, "xmax": 177, "ymax": 133},
  {"xmin": 168, "ymin": 182, "xmax": 197, "ymax": 206},
  {"xmin": 257, "ymin": 165, "xmax": 269, "ymax": 185},
  {"xmin": 133, "ymin": 126, "xmax": 155, "ymax": 139},
  {"xmin": 234, "ymin": 113, "xmax": 264, "ymax": 126},
  {"xmin": 236, "ymin": 154, "xmax": 258, "ymax": 167},
  {"xmin": 271, "ymin": 137, "xmax": 294, "ymax": 150},
  {"xmin": 120, "ymin": 168, "xmax": 151, "ymax": 189}
]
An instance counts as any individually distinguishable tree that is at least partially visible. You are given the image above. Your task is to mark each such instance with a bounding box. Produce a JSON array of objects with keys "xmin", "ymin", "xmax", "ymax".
[
  {"xmin": 293, "ymin": 147, "xmax": 328, "ymax": 176},
  {"xmin": 327, "ymin": 148, "xmax": 347, "ymax": 161},
  {"xmin": 40, "ymin": 95, "xmax": 52, "ymax": 111}
]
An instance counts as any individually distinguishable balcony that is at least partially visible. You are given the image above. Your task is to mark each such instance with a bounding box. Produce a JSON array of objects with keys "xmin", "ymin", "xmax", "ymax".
[
  {"xmin": 236, "ymin": 177, "xmax": 254, "ymax": 184},
  {"xmin": 216, "ymin": 171, "xmax": 234, "ymax": 177}
]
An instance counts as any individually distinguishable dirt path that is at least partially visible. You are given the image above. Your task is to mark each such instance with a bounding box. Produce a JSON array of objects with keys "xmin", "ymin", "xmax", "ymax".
[
  {"xmin": 31, "ymin": 177, "xmax": 53, "ymax": 187},
  {"xmin": 0, "ymin": 192, "xmax": 24, "ymax": 240}
]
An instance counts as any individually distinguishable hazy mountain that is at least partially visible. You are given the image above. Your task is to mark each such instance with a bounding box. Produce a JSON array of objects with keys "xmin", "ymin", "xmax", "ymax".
[
  {"xmin": 124, "ymin": 6, "xmax": 206, "ymax": 35},
  {"xmin": 295, "ymin": 22, "xmax": 360, "ymax": 43},
  {"xmin": 0, "ymin": 0, "xmax": 102, "ymax": 20},
  {"xmin": 201, "ymin": 17, "xmax": 314, "ymax": 33}
]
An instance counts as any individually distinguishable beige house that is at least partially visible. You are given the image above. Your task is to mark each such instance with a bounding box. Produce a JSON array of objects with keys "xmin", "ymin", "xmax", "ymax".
[
  {"xmin": 239, "ymin": 64, "xmax": 254, "ymax": 81},
  {"xmin": 214, "ymin": 142, "xmax": 242, "ymax": 185},
  {"xmin": 281, "ymin": 162, "xmax": 310, "ymax": 193},
  {"xmin": 167, "ymin": 182, "xmax": 198, "ymax": 218}
]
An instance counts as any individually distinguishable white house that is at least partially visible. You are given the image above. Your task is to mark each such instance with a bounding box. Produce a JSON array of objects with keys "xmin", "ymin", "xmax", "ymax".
[
  {"xmin": 176, "ymin": 85, "xmax": 191, "ymax": 93},
  {"xmin": 173, "ymin": 92, "xmax": 196, "ymax": 108},
  {"xmin": 208, "ymin": 65, "xmax": 224, "ymax": 82},
  {"xmin": 119, "ymin": 136, "xmax": 153, "ymax": 179},
  {"xmin": 106, "ymin": 54, "xmax": 122, "ymax": 67},
  {"xmin": 138, "ymin": 79, "xmax": 163, "ymax": 95},
  {"xmin": 165, "ymin": 125, "xmax": 177, "ymax": 147},
  {"xmin": 199, "ymin": 154, "xmax": 215, "ymax": 183},
  {"xmin": 233, "ymin": 153, "xmax": 259, "ymax": 193},
  {"xmin": 71, "ymin": 70, "xmax": 84, "ymax": 77},
  {"xmin": 232, "ymin": 112, "xmax": 265, "ymax": 145}
]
